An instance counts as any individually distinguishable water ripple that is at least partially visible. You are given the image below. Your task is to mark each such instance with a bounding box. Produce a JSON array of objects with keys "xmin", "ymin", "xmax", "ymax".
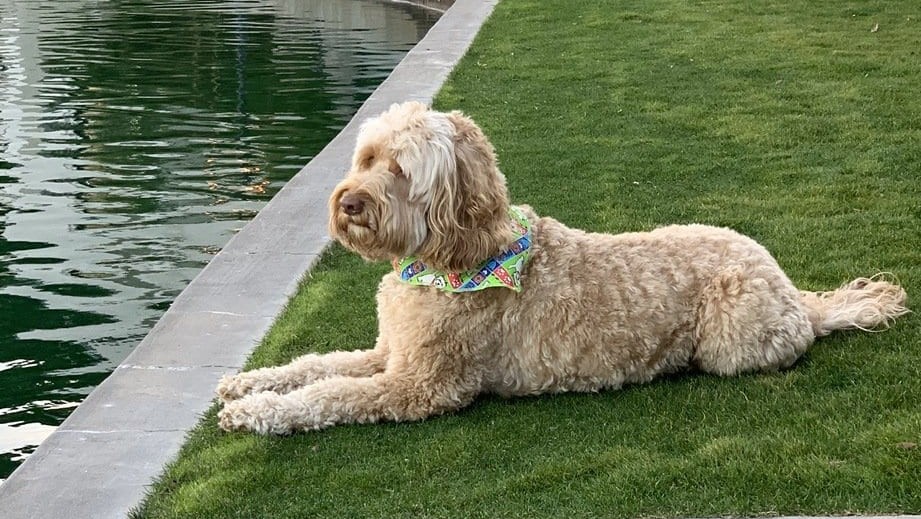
[{"xmin": 0, "ymin": 0, "xmax": 439, "ymax": 479}]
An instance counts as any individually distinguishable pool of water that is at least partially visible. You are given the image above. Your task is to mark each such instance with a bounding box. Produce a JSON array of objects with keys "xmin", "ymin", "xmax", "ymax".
[{"xmin": 0, "ymin": 0, "xmax": 440, "ymax": 480}]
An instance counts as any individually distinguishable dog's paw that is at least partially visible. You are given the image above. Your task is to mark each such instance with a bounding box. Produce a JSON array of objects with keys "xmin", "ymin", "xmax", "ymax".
[
  {"xmin": 217, "ymin": 402, "xmax": 246, "ymax": 432},
  {"xmin": 216, "ymin": 373, "xmax": 248, "ymax": 403},
  {"xmin": 218, "ymin": 395, "xmax": 288, "ymax": 434},
  {"xmin": 217, "ymin": 391, "xmax": 330, "ymax": 435}
]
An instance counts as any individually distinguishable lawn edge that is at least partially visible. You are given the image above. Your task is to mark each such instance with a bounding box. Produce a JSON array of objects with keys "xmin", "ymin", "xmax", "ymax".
[{"xmin": 0, "ymin": 1, "xmax": 498, "ymax": 517}]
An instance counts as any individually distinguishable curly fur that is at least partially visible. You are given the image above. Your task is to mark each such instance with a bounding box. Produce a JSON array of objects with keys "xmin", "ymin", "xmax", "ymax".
[{"xmin": 217, "ymin": 102, "xmax": 909, "ymax": 434}]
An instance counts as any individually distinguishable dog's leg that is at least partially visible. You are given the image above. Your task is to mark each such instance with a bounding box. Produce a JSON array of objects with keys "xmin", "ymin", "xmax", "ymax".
[
  {"xmin": 217, "ymin": 372, "xmax": 477, "ymax": 434},
  {"xmin": 693, "ymin": 263, "xmax": 815, "ymax": 376},
  {"xmin": 216, "ymin": 345, "xmax": 389, "ymax": 403}
]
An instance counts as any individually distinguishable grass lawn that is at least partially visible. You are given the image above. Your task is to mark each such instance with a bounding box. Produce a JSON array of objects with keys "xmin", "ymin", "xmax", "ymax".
[{"xmin": 133, "ymin": 0, "xmax": 920, "ymax": 517}]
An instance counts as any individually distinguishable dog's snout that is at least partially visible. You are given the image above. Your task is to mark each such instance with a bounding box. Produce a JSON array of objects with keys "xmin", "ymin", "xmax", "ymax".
[{"xmin": 339, "ymin": 193, "xmax": 365, "ymax": 216}]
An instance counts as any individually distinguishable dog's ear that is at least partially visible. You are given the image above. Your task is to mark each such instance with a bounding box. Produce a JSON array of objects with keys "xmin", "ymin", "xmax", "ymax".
[
  {"xmin": 391, "ymin": 106, "xmax": 456, "ymax": 205},
  {"xmin": 416, "ymin": 110, "xmax": 513, "ymax": 272}
]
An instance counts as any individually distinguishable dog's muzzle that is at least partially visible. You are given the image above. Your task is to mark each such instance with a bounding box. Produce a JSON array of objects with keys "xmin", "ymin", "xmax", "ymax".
[
  {"xmin": 339, "ymin": 192, "xmax": 365, "ymax": 216},
  {"xmin": 332, "ymin": 190, "xmax": 375, "ymax": 234}
]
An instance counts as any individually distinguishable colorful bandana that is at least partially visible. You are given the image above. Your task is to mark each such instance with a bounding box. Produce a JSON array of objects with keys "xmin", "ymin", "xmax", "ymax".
[{"xmin": 394, "ymin": 207, "xmax": 532, "ymax": 293}]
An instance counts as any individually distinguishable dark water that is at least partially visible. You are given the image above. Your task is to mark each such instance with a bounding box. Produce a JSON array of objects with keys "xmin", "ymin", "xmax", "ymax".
[{"xmin": 0, "ymin": 0, "xmax": 440, "ymax": 480}]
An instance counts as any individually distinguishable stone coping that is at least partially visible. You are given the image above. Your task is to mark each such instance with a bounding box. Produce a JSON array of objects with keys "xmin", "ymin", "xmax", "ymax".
[{"xmin": 0, "ymin": 1, "xmax": 496, "ymax": 517}]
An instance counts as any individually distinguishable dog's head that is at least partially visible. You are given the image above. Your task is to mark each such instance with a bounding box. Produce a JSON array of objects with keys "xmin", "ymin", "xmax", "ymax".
[{"xmin": 329, "ymin": 102, "xmax": 514, "ymax": 271}]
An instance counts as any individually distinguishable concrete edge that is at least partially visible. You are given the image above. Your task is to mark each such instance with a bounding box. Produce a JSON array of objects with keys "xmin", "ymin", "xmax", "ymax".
[{"xmin": 0, "ymin": 1, "xmax": 498, "ymax": 517}]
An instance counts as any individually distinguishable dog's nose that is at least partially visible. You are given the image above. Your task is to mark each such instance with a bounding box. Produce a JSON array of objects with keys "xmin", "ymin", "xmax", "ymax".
[{"xmin": 339, "ymin": 193, "xmax": 365, "ymax": 216}]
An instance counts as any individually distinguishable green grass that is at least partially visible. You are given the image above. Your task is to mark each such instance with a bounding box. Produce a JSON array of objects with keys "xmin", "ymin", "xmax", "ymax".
[{"xmin": 133, "ymin": 1, "xmax": 921, "ymax": 517}]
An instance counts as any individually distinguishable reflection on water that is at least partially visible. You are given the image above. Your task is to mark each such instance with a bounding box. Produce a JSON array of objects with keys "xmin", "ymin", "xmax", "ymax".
[{"xmin": 0, "ymin": 0, "xmax": 439, "ymax": 479}]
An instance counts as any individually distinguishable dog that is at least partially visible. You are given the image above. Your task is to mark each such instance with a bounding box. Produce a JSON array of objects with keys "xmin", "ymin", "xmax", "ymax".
[{"xmin": 216, "ymin": 101, "xmax": 909, "ymax": 434}]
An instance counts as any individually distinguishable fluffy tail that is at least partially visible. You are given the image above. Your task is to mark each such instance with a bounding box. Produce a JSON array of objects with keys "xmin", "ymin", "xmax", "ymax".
[{"xmin": 800, "ymin": 275, "xmax": 910, "ymax": 337}]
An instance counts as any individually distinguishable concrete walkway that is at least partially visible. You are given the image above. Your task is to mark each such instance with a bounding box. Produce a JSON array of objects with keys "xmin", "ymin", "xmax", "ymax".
[{"xmin": 0, "ymin": 1, "xmax": 496, "ymax": 517}]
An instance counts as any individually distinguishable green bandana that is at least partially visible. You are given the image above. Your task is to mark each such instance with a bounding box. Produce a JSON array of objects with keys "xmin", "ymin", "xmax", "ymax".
[{"xmin": 394, "ymin": 207, "xmax": 532, "ymax": 293}]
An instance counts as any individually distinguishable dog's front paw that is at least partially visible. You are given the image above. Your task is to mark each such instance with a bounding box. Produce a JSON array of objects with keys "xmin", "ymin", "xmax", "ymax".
[
  {"xmin": 215, "ymin": 373, "xmax": 253, "ymax": 403},
  {"xmin": 217, "ymin": 402, "xmax": 248, "ymax": 433},
  {"xmin": 219, "ymin": 395, "xmax": 281, "ymax": 434},
  {"xmin": 217, "ymin": 389, "xmax": 335, "ymax": 435},
  {"xmin": 217, "ymin": 392, "xmax": 307, "ymax": 435}
]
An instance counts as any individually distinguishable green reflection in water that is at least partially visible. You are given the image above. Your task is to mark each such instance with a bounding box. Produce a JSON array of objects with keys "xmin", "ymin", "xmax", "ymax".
[{"xmin": 0, "ymin": 0, "xmax": 438, "ymax": 479}]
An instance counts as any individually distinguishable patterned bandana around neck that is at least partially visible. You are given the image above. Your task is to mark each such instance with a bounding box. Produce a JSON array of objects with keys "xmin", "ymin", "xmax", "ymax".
[{"xmin": 393, "ymin": 206, "xmax": 532, "ymax": 293}]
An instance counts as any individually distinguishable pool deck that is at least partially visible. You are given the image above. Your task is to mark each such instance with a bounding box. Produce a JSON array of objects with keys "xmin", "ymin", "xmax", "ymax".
[{"xmin": 0, "ymin": 1, "xmax": 495, "ymax": 517}]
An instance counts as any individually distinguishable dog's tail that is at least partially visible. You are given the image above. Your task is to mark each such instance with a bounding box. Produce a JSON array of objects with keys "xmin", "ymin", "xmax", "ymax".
[{"xmin": 799, "ymin": 275, "xmax": 909, "ymax": 337}]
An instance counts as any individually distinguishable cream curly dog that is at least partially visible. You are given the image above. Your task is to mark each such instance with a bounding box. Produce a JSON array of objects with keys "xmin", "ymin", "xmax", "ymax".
[{"xmin": 217, "ymin": 102, "xmax": 909, "ymax": 434}]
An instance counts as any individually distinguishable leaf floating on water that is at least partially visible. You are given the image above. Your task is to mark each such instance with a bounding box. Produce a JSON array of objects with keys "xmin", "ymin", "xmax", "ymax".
[{"xmin": 244, "ymin": 179, "xmax": 271, "ymax": 194}]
